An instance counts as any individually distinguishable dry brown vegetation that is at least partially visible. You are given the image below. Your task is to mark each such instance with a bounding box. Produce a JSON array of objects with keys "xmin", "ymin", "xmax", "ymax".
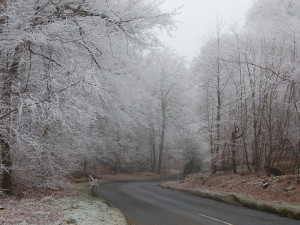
[
  {"xmin": 162, "ymin": 170, "xmax": 300, "ymax": 219},
  {"xmin": 178, "ymin": 172, "xmax": 300, "ymax": 204}
]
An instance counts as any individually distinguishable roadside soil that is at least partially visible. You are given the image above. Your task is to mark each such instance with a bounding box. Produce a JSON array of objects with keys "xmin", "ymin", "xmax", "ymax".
[{"xmin": 175, "ymin": 172, "xmax": 300, "ymax": 205}]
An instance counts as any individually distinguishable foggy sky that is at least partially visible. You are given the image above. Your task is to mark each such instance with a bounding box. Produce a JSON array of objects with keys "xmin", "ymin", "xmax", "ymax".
[{"xmin": 159, "ymin": 0, "xmax": 254, "ymax": 64}]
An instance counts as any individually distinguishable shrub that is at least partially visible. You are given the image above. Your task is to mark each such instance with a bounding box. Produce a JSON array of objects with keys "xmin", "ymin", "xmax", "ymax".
[{"xmin": 182, "ymin": 157, "xmax": 202, "ymax": 176}]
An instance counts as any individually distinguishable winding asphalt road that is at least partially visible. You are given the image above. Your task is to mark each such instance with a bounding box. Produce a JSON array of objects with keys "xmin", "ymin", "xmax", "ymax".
[{"xmin": 94, "ymin": 181, "xmax": 299, "ymax": 225}]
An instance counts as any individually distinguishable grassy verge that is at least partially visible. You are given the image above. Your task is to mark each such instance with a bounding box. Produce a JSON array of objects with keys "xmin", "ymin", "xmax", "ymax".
[
  {"xmin": 0, "ymin": 182, "xmax": 127, "ymax": 225},
  {"xmin": 161, "ymin": 181, "xmax": 300, "ymax": 220},
  {"xmin": 56, "ymin": 184, "xmax": 127, "ymax": 225}
]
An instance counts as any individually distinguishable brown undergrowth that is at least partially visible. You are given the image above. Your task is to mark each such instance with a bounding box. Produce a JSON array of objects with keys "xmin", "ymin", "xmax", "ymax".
[{"xmin": 162, "ymin": 172, "xmax": 300, "ymax": 220}]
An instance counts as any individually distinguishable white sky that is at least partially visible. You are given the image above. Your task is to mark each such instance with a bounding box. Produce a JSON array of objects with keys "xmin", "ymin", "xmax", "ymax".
[{"xmin": 159, "ymin": 0, "xmax": 254, "ymax": 64}]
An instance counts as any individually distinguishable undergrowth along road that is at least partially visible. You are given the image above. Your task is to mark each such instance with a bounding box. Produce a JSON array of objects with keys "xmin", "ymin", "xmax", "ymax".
[{"xmin": 161, "ymin": 181, "xmax": 300, "ymax": 220}]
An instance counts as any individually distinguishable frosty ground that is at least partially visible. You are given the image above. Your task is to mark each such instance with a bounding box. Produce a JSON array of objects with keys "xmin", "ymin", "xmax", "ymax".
[
  {"xmin": 0, "ymin": 182, "xmax": 126, "ymax": 225},
  {"xmin": 0, "ymin": 172, "xmax": 171, "ymax": 225}
]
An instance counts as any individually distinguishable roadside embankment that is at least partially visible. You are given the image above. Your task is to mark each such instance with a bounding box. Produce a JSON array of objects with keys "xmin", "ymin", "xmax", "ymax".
[{"xmin": 161, "ymin": 174, "xmax": 300, "ymax": 220}]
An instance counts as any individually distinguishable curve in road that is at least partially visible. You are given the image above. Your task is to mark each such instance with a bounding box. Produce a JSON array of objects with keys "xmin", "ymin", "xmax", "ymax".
[{"xmin": 94, "ymin": 181, "xmax": 299, "ymax": 225}]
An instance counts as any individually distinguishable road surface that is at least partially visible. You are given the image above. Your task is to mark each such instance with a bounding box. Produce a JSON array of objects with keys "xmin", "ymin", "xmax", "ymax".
[{"xmin": 94, "ymin": 181, "xmax": 299, "ymax": 225}]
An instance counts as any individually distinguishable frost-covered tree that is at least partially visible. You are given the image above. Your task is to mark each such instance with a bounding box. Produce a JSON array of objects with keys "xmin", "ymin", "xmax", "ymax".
[
  {"xmin": 141, "ymin": 49, "xmax": 188, "ymax": 174},
  {"xmin": 193, "ymin": 0, "xmax": 300, "ymax": 175},
  {"xmin": 0, "ymin": 0, "xmax": 175, "ymax": 194}
]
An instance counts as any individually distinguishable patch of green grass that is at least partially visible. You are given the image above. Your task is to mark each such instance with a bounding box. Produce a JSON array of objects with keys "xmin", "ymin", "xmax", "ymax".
[
  {"xmin": 65, "ymin": 218, "xmax": 77, "ymax": 224},
  {"xmin": 87, "ymin": 188, "xmax": 96, "ymax": 198},
  {"xmin": 74, "ymin": 177, "xmax": 90, "ymax": 183},
  {"xmin": 270, "ymin": 176, "xmax": 281, "ymax": 182},
  {"xmin": 76, "ymin": 183, "xmax": 97, "ymax": 198}
]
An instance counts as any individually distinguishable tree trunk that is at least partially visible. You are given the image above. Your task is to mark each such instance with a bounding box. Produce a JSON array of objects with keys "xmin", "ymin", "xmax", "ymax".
[
  {"xmin": 0, "ymin": 0, "xmax": 13, "ymax": 195},
  {"xmin": 157, "ymin": 104, "xmax": 166, "ymax": 174},
  {"xmin": 215, "ymin": 32, "xmax": 221, "ymax": 174},
  {"xmin": 0, "ymin": 0, "xmax": 6, "ymax": 30},
  {"xmin": 0, "ymin": 137, "xmax": 12, "ymax": 195},
  {"xmin": 210, "ymin": 132, "xmax": 217, "ymax": 174},
  {"xmin": 231, "ymin": 143, "xmax": 237, "ymax": 174},
  {"xmin": 0, "ymin": 42, "xmax": 21, "ymax": 195},
  {"xmin": 149, "ymin": 123, "xmax": 156, "ymax": 173},
  {"xmin": 297, "ymin": 141, "xmax": 300, "ymax": 184},
  {"xmin": 242, "ymin": 135, "xmax": 251, "ymax": 171}
]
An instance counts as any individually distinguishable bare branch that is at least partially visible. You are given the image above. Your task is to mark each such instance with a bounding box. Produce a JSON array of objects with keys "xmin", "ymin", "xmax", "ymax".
[{"xmin": 222, "ymin": 59, "xmax": 299, "ymax": 85}]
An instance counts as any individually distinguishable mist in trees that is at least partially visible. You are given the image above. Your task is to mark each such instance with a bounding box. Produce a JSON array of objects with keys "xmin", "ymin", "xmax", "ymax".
[
  {"xmin": 192, "ymin": 0, "xmax": 300, "ymax": 175},
  {"xmin": 1, "ymin": 0, "xmax": 299, "ymax": 195}
]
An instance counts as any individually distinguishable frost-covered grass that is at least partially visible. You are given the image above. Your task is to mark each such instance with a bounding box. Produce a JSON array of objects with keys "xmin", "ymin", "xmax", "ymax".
[
  {"xmin": 56, "ymin": 186, "xmax": 127, "ymax": 225},
  {"xmin": 0, "ymin": 183, "xmax": 127, "ymax": 225}
]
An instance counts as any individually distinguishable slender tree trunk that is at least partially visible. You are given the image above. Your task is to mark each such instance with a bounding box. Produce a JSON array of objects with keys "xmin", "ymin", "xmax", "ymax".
[
  {"xmin": 210, "ymin": 132, "xmax": 216, "ymax": 174},
  {"xmin": 247, "ymin": 64, "xmax": 260, "ymax": 172},
  {"xmin": 0, "ymin": 0, "xmax": 6, "ymax": 30},
  {"xmin": 215, "ymin": 31, "xmax": 221, "ymax": 174},
  {"xmin": 266, "ymin": 92, "xmax": 273, "ymax": 166},
  {"xmin": 210, "ymin": 23, "xmax": 223, "ymax": 174},
  {"xmin": 0, "ymin": 0, "xmax": 14, "ymax": 194},
  {"xmin": 0, "ymin": 137, "xmax": 12, "ymax": 194},
  {"xmin": 242, "ymin": 71, "xmax": 250, "ymax": 171},
  {"xmin": 0, "ymin": 42, "xmax": 21, "ymax": 195},
  {"xmin": 215, "ymin": 77, "xmax": 221, "ymax": 174},
  {"xmin": 149, "ymin": 122, "xmax": 156, "ymax": 173},
  {"xmin": 231, "ymin": 141, "xmax": 237, "ymax": 174},
  {"xmin": 297, "ymin": 141, "xmax": 300, "ymax": 184},
  {"xmin": 157, "ymin": 104, "xmax": 166, "ymax": 174},
  {"xmin": 238, "ymin": 48, "xmax": 250, "ymax": 172},
  {"xmin": 242, "ymin": 135, "xmax": 251, "ymax": 171}
]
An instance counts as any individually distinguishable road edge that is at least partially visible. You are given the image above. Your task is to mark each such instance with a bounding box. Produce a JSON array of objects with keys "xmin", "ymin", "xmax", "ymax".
[{"xmin": 160, "ymin": 181, "xmax": 300, "ymax": 220}]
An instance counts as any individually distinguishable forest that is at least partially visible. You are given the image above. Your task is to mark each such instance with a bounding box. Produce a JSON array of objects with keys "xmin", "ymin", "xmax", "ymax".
[{"xmin": 0, "ymin": 0, "xmax": 299, "ymax": 195}]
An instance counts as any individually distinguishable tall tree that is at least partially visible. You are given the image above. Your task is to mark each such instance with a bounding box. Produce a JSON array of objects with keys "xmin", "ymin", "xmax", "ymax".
[
  {"xmin": 142, "ymin": 49, "xmax": 187, "ymax": 174},
  {"xmin": 192, "ymin": 0, "xmax": 300, "ymax": 174},
  {"xmin": 0, "ymin": 0, "xmax": 175, "ymax": 193}
]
